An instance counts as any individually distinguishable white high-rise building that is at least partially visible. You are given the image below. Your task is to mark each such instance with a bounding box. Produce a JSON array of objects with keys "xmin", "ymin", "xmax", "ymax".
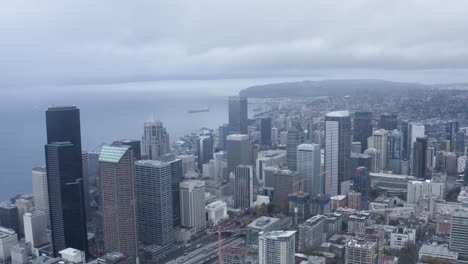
[
  {"xmin": 31, "ymin": 167, "xmax": 49, "ymax": 226},
  {"xmin": 15, "ymin": 196, "xmax": 34, "ymax": 236},
  {"xmin": 24, "ymin": 210, "xmax": 48, "ymax": 250},
  {"xmin": 297, "ymin": 144, "xmax": 322, "ymax": 195},
  {"xmin": 256, "ymin": 150, "xmax": 286, "ymax": 185},
  {"xmin": 258, "ymin": 230, "xmax": 296, "ymax": 264},
  {"xmin": 371, "ymin": 129, "xmax": 388, "ymax": 170},
  {"xmin": 0, "ymin": 227, "xmax": 18, "ymax": 263},
  {"xmin": 180, "ymin": 180, "xmax": 206, "ymax": 232},
  {"xmin": 450, "ymin": 208, "xmax": 468, "ymax": 257},
  {"xmin": 176, "ymin": 154, "xmax": 196, "ymax": 177},
  {"xmin": 406, "ymin": 179, "xmax": 445, "ymax": 204},
  {"xmin": 271, "ymin": 127, "xmax": 278, "ymax": 147},
  {"xmin": 279, "ymin": 131, "xmax": 288, "ymax": 146}
]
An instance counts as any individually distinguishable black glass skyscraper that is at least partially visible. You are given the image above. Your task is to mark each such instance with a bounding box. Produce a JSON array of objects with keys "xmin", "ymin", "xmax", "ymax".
[
  {"xmin": 45, "ymin": 106, "xmax": 88, "ymax": 257},
  {"xmin": 197, "ymin": 135, "xmax": 214, "ymax": 171},
  {"xmin": 0, "ymin": 203, "xmax": 19, "ymax": 233},
  {"xmin": 286, "ymin": 125, "xmax": 304, "ymax": 171},
  {"xmin": 413, "ymin": 137, "xmax": 428, "ymax": 179},
  {"xmin": 447, "ymin": 121, "xmax": 459, "ymax": 152},
  {"xmin": 228, "ymin": 96, "xmax": 248, "ymax": 134},
  {"xmin": 353, "ymin": 112, "xmax": 372, "ymax": 153},
  {"xmin": 379, "ymin": 114, "xmax": 397, "ymax": 131},
  {"xmin": 260, "ymin": 117, "xmax": 272, "ymax": 147}
]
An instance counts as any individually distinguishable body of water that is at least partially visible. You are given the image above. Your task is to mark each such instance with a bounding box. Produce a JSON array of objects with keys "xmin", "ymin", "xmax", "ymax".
[{"xmin": 0, "ymin": 94, "xmax": 232, "ymax": 201}]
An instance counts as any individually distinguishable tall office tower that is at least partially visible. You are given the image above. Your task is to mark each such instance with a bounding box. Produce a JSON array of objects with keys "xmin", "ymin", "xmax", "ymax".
[
  {"xmin": 279, "ymin": 131, "xmax": 288, "ymax": 146},
  {"xmin": 260, "ymin": 118, "xmax": 272, "ymax": 147},
  {"xmin": 272, "ymin": 169, "xmax": 298, "ymax": 211},
  {"xmin": 465, "ymin": 161, "xmax": 468, "ymax": 187},
  {"xmin": 197, "ymin": 135, "xmax": 214, "ymax": 171},
  {"xmin": 23, "ymin": 210, "xmax": 48, "ymax": 249},
  {"xmin": 163, "ymin": 158, "xmax": 183, "ymax": 227},
  {"xmin": 0, "ymin": 203, "xmax": 19, "ymax": 233},
  {"xmin": 234, "ymin": 165, "xmax": 254, "ymax": 209},
  {"xmin": 32, "ymin": 167, "xmax": 49, "ymax": 226},
  {"xmin": 455, "ymin": 131, "xmax": 466, "ymax": 155},
  {"xmin": 81, "ymin": 151, "xmax": 91, "ymax": 223},
  {"xmin": 450, "ymin": 208, "xmax": 468, "ymax": 257},
  {"xmin": 401, "ymin": 120, "xmax": 409, "ymax": 160},
  {"xmin": 141, "ymin": 119, "xmax": 170, "ymax": 160},
  {"xmin": 353, "ymin": 112, "xmax": 373, "ymax": 152},
  {"xmin": 408, "ymin": 123, "xmax": 425, "ymax": 173},
  {"xmin": 134, "ymin": 160, "xmax": 173, "ymax": 246},
  {"xmin": 15, "ymin": 196, "xmax": 34, "ymax": 236},
  {"xmin": 113, "ymin": 139, "xmax": 142, "ymax": 161},
  {"xmin": 345, "ymin": 238, "xmax": 377, "ymax": 264},
  {"xmin": 448, "ymin": 121, "xmax": 459, "ymax": 152},
  {"xmin": 387, "ymin": 130, "xmax": 403, "ymax": 174},
  {"xmin": 371, "ymin": 129, "xmax": 388, "ymax": 170},
  {"xmin": 179, "ymin": 180, "xmax": 206, "ymax": 232},
  {"xmin": 258, "ymin": 230, "xmax": 296, "ymax": 264},
  {"xmin": 45, "ymin": 106, "xmax": 87, "ymax": 256},
  {"xmin": 226, "ymin": 134, "xmax": 251, "ymax": 176},
  {"xmin": 218, "ymin": 124, "xmax": 230, "ymax": 151},
  {"xmin": 271, "ymin": 127, "xmax": 278, "ymax": 147},
  {"xmin": 228, "ymin": 96, "xmax": 248, "ymax": 134},
  {"xmin": 379, "ymin": 114, "xmax": 397, "ymax": 130},
  {"xmin": 353, "ymin": 167, "xmax": 370, "ymax": 210},
  {"xmin": 445, "ymin": 152, "xmax": 458, "ymax": 176},
  {"xmin": 0, "ymin": 227, "xmax": 18, "ymax": 263},
  {"xmin": 325, "ymin": 111, "xmax": 352, "ymax": 196},
  {"xmin": 363, "ymin": 148, "xmax": 381, "ymax": 173},
  {"xmin": 297, "ymin": 144, "xmax": 322, "ymax": 196},
  {"xmin": 87, "ymin": 144, "xmax": 103, "ymax": 192},
  {"xmin": 413, "ymin": 137, "xmax": 428, "ymax": 179},
  {"xmin": 286, "ymin": 125, "xmax": 304, "ymax": 171},
  {"xmin": 176, "ymin": 154, "xmax": 196, "ymax": 177},
  {"xmin": 298, "ymin": 215, "xmax": 326, "ymax": 253},
  {"xmin": 350, "ymin": 153, "xmax": 371, "ymax": 174},
  {"xmin": 256, "ymin": 150, "xmax": 286, "ymax": 185},
  {"xmin": 98, "ymin": 145, "xmax": 137, "ymax": 262}
]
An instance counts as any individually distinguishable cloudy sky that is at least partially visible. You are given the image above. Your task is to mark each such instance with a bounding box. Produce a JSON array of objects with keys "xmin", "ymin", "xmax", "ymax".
[{"xmin": 2, "ymin": 0, "xmax": 468, "ymax": 88}]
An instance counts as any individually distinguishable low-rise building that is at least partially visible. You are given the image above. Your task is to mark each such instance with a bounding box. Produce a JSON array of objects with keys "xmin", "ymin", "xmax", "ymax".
[
  {"xmin": 298, "ymin": 215, "xmax": 327, "ymax": 252},
  {"xmin": 418, "ymin": 243, "xmax": 458, "ymax": 263},
  {"xmin": 206, "ymin": 200, "xmax": 228, "ymax": 226},
  {"xmin": 389, "ymin": 227, "xmax": 416, "ymax": 249},
  {"xmin": 330, "ymin": 195, "xmax": 347, "ymax": 210}
]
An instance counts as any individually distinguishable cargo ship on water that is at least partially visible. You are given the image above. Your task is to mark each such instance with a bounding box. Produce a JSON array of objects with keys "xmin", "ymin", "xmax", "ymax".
[{"xmin": 187, "ymin": 108, "xmax": 210, "ymax": 114}]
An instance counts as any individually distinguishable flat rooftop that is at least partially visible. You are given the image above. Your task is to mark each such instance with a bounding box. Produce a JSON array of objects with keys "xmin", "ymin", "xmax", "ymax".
[{"xmin": 326, "ymin": 110, "xmax": 349, "ymax": 117}]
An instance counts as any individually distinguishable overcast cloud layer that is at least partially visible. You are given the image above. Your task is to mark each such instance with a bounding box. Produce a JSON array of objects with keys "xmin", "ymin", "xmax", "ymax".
[{"xmin": 2, "ymin": 1, "xmax": 468, "ymax": 87}]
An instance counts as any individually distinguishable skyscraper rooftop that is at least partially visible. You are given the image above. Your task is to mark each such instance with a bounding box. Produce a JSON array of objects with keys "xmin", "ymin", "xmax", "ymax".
[{"xmin": 326, "ymin": 110, "xmax": 349, "ymax": 117}]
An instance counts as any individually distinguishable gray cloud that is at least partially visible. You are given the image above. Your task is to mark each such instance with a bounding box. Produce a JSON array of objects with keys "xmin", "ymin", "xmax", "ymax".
[{"xmin": 2, "ymin": 0, "xmax": 468, "ymax": 87}]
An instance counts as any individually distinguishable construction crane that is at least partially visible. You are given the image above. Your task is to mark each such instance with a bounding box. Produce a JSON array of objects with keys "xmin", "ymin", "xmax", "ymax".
[
  {"xmin": 292, "ymin": 170, "xmax": 330, "ymax": 195},
  {"xmin": 292, "ymin": 178, "xmax": 305, "ymax": 194},
  {"xmin": 207, "ymin": 225, "xmax": 248, "ymax": 264}
]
